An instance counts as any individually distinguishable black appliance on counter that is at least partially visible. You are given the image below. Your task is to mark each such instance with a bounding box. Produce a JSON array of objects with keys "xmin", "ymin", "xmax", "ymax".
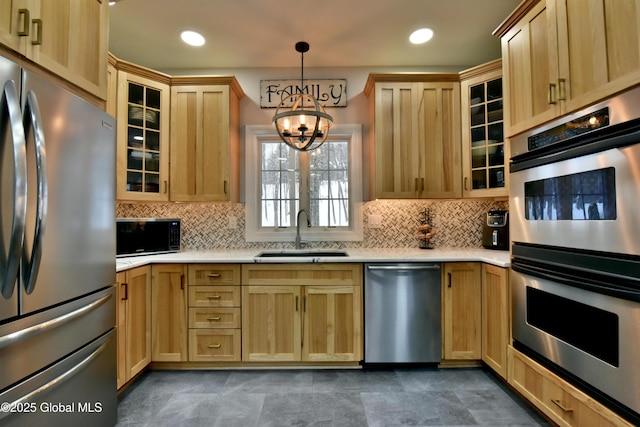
[
  {"xmin": 116, "ymin": 218, "xmax": 181, "ymax": 257},
  {"xmin": 482, "ymin": 210, "xmax": 509, "ymax": 250}
]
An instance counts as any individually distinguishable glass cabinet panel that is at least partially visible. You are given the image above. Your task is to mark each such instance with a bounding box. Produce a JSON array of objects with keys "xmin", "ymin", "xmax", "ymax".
[
  {"xmin": 467, "ymin": 78, "xmax": 505, "ymax": 190},
  {"xmin": 125, "ymin": 83, "xmax": 163, "ymax": 194}
]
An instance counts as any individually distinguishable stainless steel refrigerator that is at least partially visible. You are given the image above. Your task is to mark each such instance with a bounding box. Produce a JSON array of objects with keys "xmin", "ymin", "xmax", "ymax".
[{"xmin": 0, "ymin": 55, "xmax": 117, "ymax": 426}]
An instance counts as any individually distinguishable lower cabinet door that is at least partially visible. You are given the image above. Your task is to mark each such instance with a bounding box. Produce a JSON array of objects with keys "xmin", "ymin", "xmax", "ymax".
[
  {"xmin": 242, "ymin": 286, "xmax": 301, "ymax": 361},
  {"xmin": 188, "ymin": 329, "xmax": 240, "ymax": 362},
  {"xmin": 303, "ymin": 285, "xmax": 361, "ymax": 362}
]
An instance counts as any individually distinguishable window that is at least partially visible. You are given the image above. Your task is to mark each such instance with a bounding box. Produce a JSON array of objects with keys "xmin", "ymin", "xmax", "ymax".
[{"xmin": 245, "ymin": 125, "xmax": 363, "ymax": 242}]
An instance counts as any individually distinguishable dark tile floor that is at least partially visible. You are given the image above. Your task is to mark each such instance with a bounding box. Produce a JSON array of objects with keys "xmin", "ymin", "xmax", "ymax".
[{"xmin": 116, "ymin": 368, "xmax": 552, "ymax": 426}]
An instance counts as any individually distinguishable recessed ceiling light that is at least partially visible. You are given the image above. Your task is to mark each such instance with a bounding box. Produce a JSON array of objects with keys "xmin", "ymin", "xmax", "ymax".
[
  {"xmin": 181, "ymin": 30, "xmax": 205, "ymax": 47},
  {"xmin": 409, "ymin": 28, "xmax": 434, "ymax": 45}
]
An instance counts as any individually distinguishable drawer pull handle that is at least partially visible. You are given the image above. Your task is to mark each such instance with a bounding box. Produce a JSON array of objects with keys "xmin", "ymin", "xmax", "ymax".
[
  {"xmin": 557, "ymin": 78, "xmax": 567, "ymax": 101},
  {"xmin": 207, "ymin": 273, "xmax": 221, "ymax": 278},
  {"xmin": 551, "ymin": 399, "xmax": 574, "ymax": 413},
  {"xmin": 207, "ymin": 295, "xmax": 221, "ymax": 300},
  {"xmin": 31, "ymin": 18, "xmax": 42, "ymax": 45},
  {"xmin": 548, "ymin": 83, "xmax": 557, "ymax": 105},
  {"xmin": 208, "ymin": 344, "xmax": 221, "ymax": 349},
  {"xmin": 18, "ymin": 9, "xmax": 30, "ymax": 36},
  {"xmin": 206, "ymin": 317, "xmax": 221, "ymax": 321}
]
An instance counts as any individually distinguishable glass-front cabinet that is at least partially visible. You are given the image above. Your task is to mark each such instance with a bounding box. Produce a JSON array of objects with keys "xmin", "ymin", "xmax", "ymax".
[
  {"xmin": 116, "ymin": 69, "xmax": 170, "ymax": 201},
  {"xmin": 461, "ymin": 60, "xmax": 508, "ymax": 198}
]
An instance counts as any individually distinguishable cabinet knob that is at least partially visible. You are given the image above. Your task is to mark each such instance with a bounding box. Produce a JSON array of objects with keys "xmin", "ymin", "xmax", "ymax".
[
  {"xmin": 207, "ymin": 295, "xmax": 221, "ymax": 300},
  {"xmin": 206, "ymin": 317, "xmax": 221, "ymax": 321},
  {"xmin": 207, "ymin": 344, "xmax": 221, "ymax": 349}
]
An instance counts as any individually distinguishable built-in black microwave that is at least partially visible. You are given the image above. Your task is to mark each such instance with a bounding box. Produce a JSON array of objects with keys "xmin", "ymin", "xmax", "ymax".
[{"xmin": 116, "ymin": 218, "xmax": 181, "ymax": 257}]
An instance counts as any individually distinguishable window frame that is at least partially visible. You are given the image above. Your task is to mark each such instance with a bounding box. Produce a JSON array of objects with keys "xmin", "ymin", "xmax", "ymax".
[{"xmin": 245, "ymin": 124, "xmax": 363, "ymax": 243}]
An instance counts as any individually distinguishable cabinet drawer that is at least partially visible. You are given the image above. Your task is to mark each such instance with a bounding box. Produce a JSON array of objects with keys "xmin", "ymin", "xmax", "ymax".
[
  {"xmin": 542, "ymin": 377, "xmax": 579, "ymax": 426},
  {"xmin": 188, "ymin": 329, "xmax": 240, "ymax": 361},
  {"xmin": 188, "ymin": 286, "xmax": 240, "ymax": 307},
  {"xmin": 189, "ymin": 307, "xmax": 241, "ymax": 329},
  {"xmin": 188, "ymin": 264, "xmax": 240, "ymax": 286},
  {"xmin": 508, "ymin": 347, "xmax": 634, "ymax": 427},
  {"xmin": 242, "ymin": 263, "xmax": 362, "ymax": 286}
]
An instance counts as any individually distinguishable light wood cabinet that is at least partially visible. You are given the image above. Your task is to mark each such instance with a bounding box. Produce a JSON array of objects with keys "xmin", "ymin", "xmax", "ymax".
[
  {"xmin": 242, "ymin": 264, "xmax": 363, "ymax": 363},
  {"xmin": 481, "ymin": 264, "xmax": 509, "ymax": 378},
  {"xmin": 187, "ymin": 264, "xmax": 242, "ymax": 361},
  {"xmin": 364, "ymin": 75, "xmax": 461, "ymax": 199},
  {"xmin": 170, "ymin": 78, "xmax": 243, "ymax": 202},
  {"xmin": 116, "ymin": 266, "xmax": 151, "ymax": 389},
  {"xmin": 151, "ymin": 264, "xmax": 188, "ymax": 362},
  {"xmin": 460, "ymin": 60, "xmax": 508, "ymax": 198},
  {"xmin": 115, "ymin": 63, "xmax": 171, "ymax": 202},
  {"xmin": 509, "ymin": 347, "xmax": 636, "ymax": 427},
  {"xmin": 106, "ymin": 54, "xmax": 118, "ymax": 117},
  {"xmin": 497, "ymin": 0, "xmax": 640, "ymax": 137},
  {"xmin": 442, "ymin": 262, "xmax": 482, "ymax": 361},
  {"xmin": 0, "ymin": 0, "xmax": 108, "ymax": 99}
]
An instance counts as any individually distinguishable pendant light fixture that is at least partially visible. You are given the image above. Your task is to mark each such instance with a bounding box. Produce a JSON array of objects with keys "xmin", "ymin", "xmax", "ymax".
[{"xmin": 272, "ymin": 41, "xmax": 333, "ymax": 152}]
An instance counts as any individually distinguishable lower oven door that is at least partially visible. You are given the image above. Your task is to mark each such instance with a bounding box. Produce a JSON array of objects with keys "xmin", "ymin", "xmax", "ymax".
[{"xmin": 512, "ymin": 268, "xmax": 640, "ymax": 418}]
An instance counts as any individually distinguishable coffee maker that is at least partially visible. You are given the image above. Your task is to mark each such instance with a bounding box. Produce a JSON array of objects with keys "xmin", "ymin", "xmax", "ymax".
[{"xmin": 482, "ymin": 210, "xmax": 509, "ymax": 250}]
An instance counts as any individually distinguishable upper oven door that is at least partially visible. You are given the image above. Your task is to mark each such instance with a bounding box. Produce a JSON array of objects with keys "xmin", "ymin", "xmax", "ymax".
[{"xmin": 510, "ymin": 143, "xmax": 640, "ymax": 255}]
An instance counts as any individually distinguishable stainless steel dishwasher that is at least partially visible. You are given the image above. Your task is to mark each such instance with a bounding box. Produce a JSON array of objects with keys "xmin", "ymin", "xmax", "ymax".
[{"xmin": 364, "ymin": 263, "xmax": 441, "ymax": 364}]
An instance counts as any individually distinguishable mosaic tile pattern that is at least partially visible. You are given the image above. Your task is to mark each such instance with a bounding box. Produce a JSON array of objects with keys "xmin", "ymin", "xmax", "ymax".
[{"xmin": 116, "ymin": 199, "xmax": 508, "ymax": 250}]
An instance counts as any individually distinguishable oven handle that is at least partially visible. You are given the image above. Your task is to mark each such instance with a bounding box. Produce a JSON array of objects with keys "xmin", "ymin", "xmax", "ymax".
[{"xmin": 512, "ymin": 260, "xmax": 640, "ymax": 303}]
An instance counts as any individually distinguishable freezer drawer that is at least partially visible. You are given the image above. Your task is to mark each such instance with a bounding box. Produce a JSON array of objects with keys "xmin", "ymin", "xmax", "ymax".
[
  {"xmin": 0, "ymin": 329, "xmax": 116, "ymax": 426},
  {"xmin": 364, "ymin": 263, "xmax": 442, "ymax": 364},
  {"xmin": 0, "ymin": 287, "xmax": 115, "ymax": 392}
]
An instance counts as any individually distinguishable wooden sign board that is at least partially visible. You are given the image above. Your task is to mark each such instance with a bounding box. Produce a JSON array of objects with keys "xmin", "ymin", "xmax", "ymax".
[{"xmin": 260, "ymin": 79, "xmax": 347, "ymax": 108}]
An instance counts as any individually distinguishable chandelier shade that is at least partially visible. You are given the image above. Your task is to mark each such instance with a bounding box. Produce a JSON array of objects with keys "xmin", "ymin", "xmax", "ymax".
[{"xmin": 272, "ymin": 41, "xmax": 333, "ymax": 152}]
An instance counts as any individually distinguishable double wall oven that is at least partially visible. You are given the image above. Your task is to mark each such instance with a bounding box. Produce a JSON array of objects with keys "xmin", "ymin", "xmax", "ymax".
[{"xmin": 509, "ymin": 86, "xmax": 640, "ymax": 425}]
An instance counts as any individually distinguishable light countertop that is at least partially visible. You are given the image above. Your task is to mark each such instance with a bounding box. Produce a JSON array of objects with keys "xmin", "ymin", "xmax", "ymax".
[{"xmin": 116, "ymin": 247, "xmax": 510, "ymax": 272}]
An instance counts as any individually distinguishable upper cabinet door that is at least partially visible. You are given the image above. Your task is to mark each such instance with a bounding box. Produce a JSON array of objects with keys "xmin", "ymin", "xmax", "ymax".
[
  {"xmin": 116, "ymin": 70, "xmax": 171, "ymax": 202},
  {"xmin": 501, "ymin": 0, "xmax": 560, "ymax": 137},
  {"xmin": 417, "ymin": 82, "xmax": 461, "ymax": 199},
  {"xmin": 0, "ymin": 0, "xmax": 109, "ymax": 100},
  {"xmin": 460, "ymin": 61, "xmax": 508, "ymax": 198},
  {"xmin": 0, "ymin": 0, "xmax": 29, "ymax": 53},
  {"xmin": 498, "ymin": 0, "xmax": 640, "ymax": 137},
  {"xmin": 372, "ymin": 82, "xmax": 422, "ymax": 199},
  {"xmin": 170, "ymin": 82, "xmax": 241, "ymax": 202},
  {"xmin": 366, "ymin": 76, "xmax": 462, "ymax": 199},
  {"xmin": 556, "ymin": 0, "xmax": 640, "ymax": 114}
]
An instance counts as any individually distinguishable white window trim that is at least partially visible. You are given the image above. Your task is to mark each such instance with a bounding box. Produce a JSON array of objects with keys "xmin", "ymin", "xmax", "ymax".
[{"xmin": 245, "ymin": 124, "xmax": 363, "ymax": 243}]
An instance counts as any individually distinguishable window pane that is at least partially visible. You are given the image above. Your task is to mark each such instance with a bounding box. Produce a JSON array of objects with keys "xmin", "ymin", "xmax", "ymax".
[
  {"xmin": 258, "ymin": 138, "xmax": 351, "ymax": 230},
  {"xmin": 309, "ymin": 141, "xmax": 350, "ymax": 228},
  {"xmin": 260, "ymin": 141, "xmax": 299, "ymax": 228},
  {"xmin": 128, "ymin": 83, "xmax": 144, "ymax": 105}
]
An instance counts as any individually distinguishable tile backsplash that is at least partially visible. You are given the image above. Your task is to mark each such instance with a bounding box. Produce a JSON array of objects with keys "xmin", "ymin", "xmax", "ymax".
[{"xmin": 116, "ymin": 199, "xmax": 508, "ymax": 250}]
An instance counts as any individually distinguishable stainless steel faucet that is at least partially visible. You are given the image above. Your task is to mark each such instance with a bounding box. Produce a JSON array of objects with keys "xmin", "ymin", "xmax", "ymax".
[{"xmin": 295, "ymin": 209, "xmax": 311, "ymax": 249}]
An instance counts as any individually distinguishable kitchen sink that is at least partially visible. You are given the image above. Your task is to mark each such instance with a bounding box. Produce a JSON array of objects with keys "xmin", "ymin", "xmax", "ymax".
[{"xmin": 255, "ymin": 250, "xmax": 348, "ymax": 258}]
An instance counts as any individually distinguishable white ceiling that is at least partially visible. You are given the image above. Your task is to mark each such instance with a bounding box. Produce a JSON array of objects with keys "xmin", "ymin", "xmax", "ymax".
[{"xmin": 108, "ymin": 0, "xmax": 520, "ymax": 72}]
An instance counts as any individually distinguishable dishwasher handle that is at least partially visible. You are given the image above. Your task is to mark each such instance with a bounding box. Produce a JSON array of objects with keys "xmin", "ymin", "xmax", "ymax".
[{"xmin": 367, "ymin": 264, "xmax": 440, "ymax": 271}]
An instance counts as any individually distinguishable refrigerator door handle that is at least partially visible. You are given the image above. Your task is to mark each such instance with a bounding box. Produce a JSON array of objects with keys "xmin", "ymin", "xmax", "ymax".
[
  {"xmin": 0, "ymin": 292, "xmax": 112, "ymax": 349},
  {"xmin": 0, "ymin": 80, "xmax": 27, "ymax": 299},
  {"xmin": 21, "ymin": 90, "xmax": 47, "ymax": 295},
  {"xmin": 0, "ymin": 331, "xmax": 113, "ymax": 422}
]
